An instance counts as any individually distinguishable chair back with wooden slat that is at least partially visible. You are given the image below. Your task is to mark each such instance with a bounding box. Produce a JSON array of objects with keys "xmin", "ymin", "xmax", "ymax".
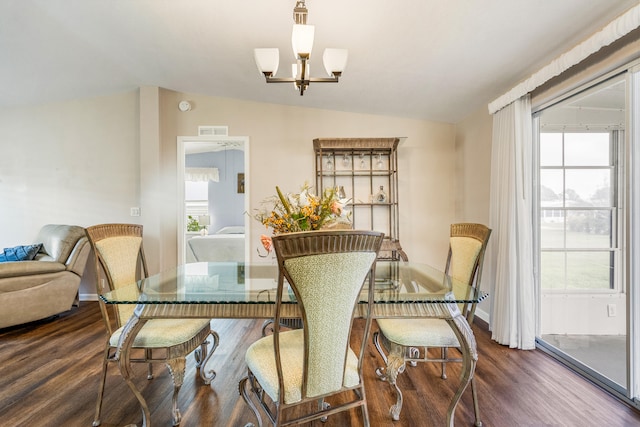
[
  {"xmin": 86, "ymin": 224, "xmax": 149, "ymax": 332},
  {"xmin": 444, "ymin": 223, "xmax": 491, "ymax": 322}
]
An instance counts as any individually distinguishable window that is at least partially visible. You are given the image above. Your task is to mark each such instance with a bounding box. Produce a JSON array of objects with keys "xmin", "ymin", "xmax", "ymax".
[
  {"xmin": 185, "ymin": 181, "xmax": 209, "ymax": 224},
  {"xmin": 539, "ymin": 131, "xmax": 620, "ymax": 292}
]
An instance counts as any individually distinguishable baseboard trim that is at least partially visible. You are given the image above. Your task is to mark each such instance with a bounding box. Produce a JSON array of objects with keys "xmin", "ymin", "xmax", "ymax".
[{"xmin": 475, "ymin": 307, "xmax": 490, "ymax": 325}]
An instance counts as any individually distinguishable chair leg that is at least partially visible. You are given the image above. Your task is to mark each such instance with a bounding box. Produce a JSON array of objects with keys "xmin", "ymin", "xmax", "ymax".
[
  {"xmin": 239, "ymin": 372, "xmax": 264, "ymax": 427},
  {"xmin": 359, "ymin": 386, "xmax": 370, "ymax": 427},
  {"xmin": 318, "ymin": 398, "xmax": 330, "ymax": 422},
  {"xmin": 471, "ymin": 377, "xmax": 482, "ymax": 426},
  {"xmin": 373, "ymin": 331, "xmax": 407, "ymax": 420},
  {"xmin": 441, "ymin": 347, "xmax": 448, "ymax": 379},
  {"xmin": 146, "ymin": 348, "xmax": 154, "ymax": 380},
  {"xmin": 383, "ymin": 342, "xmax": 407, "ymax": 421},
  {"xmin": 166, "ymin": 357, "xmax": 186, "ymax": 426},
  {"xmin": 92, "ymin": 348, "xmax": 111, "ymax": 427},
  {"xmin": 408, "ymin": 347, "xmax": 419, "ymax": 367},
  {"xmin": 372, "ymin": 331, "xmax": 389, "ymax": 380},
  {"xmin": 260, "ymin": 319, "xmax": 274, "ymax": 336},
  {"xmin": 196, "ymin": 330, "xmax": 220, "ymax": 384},
  {"xmin": 389, "ymin": 371, "xmax": 405, "ymax": 421},
  {"xmin": 261, "ymin": 318, "xmax": 303, "ymax": 336},
  {"xmin": 194, "ymin": 339, "xmax": 207, "ymax": 368}
]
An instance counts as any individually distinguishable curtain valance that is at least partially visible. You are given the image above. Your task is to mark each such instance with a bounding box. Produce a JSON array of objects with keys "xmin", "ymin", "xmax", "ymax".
[
  {"xmin": 488, "ymin": 5, "xmax": 640, "ymax": 114},
  {"xmin": 185, "ymin": 167, "xmax": 219, "ymax": 182}
]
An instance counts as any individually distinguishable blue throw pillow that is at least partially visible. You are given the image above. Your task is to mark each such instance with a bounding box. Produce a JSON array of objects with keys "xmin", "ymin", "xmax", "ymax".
[{"xmin": 0, "ymin": 243, "xmax": 43, "ymax": 262}]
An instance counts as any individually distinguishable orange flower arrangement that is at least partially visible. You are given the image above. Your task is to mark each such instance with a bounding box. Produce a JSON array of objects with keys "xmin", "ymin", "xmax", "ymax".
[{"xmin": 255, "ymin": 183, "xmax": 351, "ymax": 255}]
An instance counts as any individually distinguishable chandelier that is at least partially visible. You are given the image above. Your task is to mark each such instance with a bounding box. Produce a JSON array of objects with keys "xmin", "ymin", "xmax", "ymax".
[{"xmin": 254, "ymin": 0, "xmax": 348, "ymax": 96}]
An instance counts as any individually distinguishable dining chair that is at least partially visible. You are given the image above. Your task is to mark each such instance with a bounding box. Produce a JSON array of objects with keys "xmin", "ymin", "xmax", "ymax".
[
  {"xmin": 239, "ymin": 229, "xmax": 384, "ymax": 427},
  {"xmin": 86, "ymin": 223, "xmax": 219, "ymax": 427},
  {"xmin": 373, "ymin": 223, "xmax": 491, "ymax": 424}
]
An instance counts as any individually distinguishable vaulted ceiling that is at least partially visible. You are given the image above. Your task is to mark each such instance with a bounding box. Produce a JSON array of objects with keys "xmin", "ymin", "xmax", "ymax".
[{"xmin": 0, "ymin": 0, "xmax": 637, "ymax": 123}]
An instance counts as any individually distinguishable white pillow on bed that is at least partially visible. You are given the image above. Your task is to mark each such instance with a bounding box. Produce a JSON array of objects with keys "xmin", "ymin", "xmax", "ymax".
[{"xmin": 216, "ymin": 226, "xmax": 245, "ymax": 234}]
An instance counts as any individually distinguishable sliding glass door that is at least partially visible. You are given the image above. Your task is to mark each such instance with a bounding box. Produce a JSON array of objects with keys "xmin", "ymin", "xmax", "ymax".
[{"xmin": 535, "ymin": 73, "xmax": 635, "ymax": 402}]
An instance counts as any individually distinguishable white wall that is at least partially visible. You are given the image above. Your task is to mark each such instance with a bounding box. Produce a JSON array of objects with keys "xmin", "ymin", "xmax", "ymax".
[
  {"xmin": 0, "ymin": 90, "xmax": 140, "ymax": 297},
  {"xmin": 0, "ymin": 87, "xmax": 458, "ymax": 301},
  {"xmin": 0, "ymin": 91, "xmax": 140, "ymax": 240},
  {"xmin": 454, "ymin": 107, "xmax": 494, "ymax": 321},
  {"xmin": 157, "ymin": 89, "xmax": 457, "ymax": 269},
  {"xmin": 454, "ymin": 107, "xmax": 492, "ymax": 223},
  {"xmin": 541, "ymin": 294, "xmax": 626, "ymax": 335}
]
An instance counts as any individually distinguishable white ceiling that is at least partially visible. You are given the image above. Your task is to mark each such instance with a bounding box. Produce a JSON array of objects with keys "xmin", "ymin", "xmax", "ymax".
[{"xmin": 0, "ymin": 0, "xmax": 637, "ymax": 123}]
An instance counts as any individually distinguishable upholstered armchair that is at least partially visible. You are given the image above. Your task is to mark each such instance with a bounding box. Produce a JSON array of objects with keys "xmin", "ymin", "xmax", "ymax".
[{"xmin": 0, "ymin": 224, "xmax": 90, "ymax": 329}]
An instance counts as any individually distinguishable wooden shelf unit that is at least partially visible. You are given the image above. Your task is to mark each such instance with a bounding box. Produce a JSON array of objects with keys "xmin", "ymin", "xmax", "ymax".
[{"xmin": 313, "ymin": 137, "xmax": 407, "ymax": 261}]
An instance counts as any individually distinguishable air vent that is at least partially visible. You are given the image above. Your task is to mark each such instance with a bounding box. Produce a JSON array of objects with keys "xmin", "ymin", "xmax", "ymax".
[{"xmin": 198, "ymin": 126, "xmax": 228, "ymax": 136}]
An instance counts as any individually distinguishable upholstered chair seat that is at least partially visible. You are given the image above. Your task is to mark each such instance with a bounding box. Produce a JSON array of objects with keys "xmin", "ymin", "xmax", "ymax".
[
  {"xmin": 375, "ymin": 318, "xmax": 459, "ymax": 348},
  {"xmin": 109, "ymin": 319, "xmax": 214, "ymax": 348},
  {"xmin": 245, "ymin": 329, "xmax": 360, "ymax": 404}
]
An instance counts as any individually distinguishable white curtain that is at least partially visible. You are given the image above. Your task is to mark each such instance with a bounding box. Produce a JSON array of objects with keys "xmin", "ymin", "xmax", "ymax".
[{"xmin": 489, "ymin": 95, "xmax": 536, "ymax": 350}]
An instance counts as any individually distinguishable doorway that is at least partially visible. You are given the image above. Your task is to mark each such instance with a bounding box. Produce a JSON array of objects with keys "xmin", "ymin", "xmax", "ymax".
[{"xmin": 177, "ymin": 135, "xmax": 250, "ymax": 265}]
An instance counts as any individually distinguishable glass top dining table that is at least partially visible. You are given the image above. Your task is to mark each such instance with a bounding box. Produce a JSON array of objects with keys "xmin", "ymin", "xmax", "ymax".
[
  {"xmin": 100, "ymin": 260, "xmax": 486, "ymax": 315},
  {"xmin": 100, "ymin": 260, "xmax": 486, "ymax": 427}
]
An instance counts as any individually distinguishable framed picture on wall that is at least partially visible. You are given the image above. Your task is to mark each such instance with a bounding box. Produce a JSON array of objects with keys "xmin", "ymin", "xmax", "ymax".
[{"xmin": 237, "ymin": 173, "xmax": 245, "ymax": 193}]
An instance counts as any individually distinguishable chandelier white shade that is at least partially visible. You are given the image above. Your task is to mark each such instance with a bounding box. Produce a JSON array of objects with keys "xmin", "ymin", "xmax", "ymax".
[
  {"xmin": 254, "ymin": 48, "xmax": 280, "ymax": 75},
  {"xmin": 323, "ymin": 48, "xmax": 348, "ymax": 76},
  {"xmin": 291, "ymin": 24, "xmax": 315, "ymax": 57},
  {"xmin": 254, "ymin": 0, "xmax": 347, "ymax": 95}
]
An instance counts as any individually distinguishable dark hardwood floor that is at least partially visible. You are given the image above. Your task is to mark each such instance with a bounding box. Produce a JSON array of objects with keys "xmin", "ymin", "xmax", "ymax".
[{"xmin": 1, "ymin": 302, "xmax": 639, "ymax": 427}]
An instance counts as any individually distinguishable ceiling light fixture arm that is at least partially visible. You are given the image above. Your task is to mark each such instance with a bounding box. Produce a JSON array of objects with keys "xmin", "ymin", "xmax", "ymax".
[{"xmin": 261, "ymin": 62, "xmax": 341, "ymax": 96}]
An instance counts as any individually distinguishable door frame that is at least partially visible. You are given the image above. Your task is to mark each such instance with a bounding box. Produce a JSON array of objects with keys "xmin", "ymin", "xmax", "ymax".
[{"xmin": 176, "ymin": 135, "xmax": 250, "ymax": 265}]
